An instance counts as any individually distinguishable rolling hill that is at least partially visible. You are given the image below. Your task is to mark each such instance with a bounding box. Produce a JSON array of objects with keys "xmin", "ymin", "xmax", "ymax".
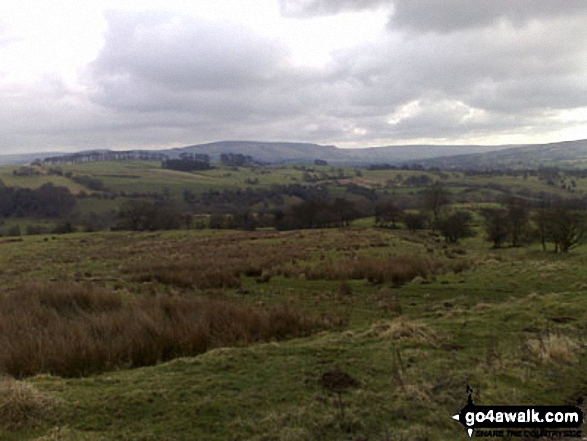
[
  {"xmin": 4, "ymin": 139, "xmax": 587, "ymax": 168},
  {"xmin": 416, "ymin": 139, "xmax": 587, "ymax": 170},
  {"xmin": 165, "ymin": 141, "xmax": 514, "ymax": 165},
  {"xmin": 0, "ymin": 141, "xmax": 515, "ymax": 166}
]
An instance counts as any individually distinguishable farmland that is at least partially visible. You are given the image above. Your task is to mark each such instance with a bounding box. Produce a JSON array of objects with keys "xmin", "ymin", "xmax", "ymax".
[
  {"xmin": 0, "ymin": 160, "xmax": 586, "ymax": 440},
  {"xmin": 0, "ymin": 227, "xmax": 586, "ymax": 440}
]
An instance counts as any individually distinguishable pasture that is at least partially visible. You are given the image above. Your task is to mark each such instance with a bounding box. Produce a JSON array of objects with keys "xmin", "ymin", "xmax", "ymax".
[{"xmin": 0, "ymin": 227, "xmax": 586, "ymax": 440}]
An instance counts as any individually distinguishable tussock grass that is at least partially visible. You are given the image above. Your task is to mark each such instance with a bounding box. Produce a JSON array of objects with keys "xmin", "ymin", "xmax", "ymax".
[
  {"xmin": 0, "ymin": 282, "xmax": 329, "ymax": 378},
  {"xmin": 361, "ymin": 318, "xmax": 440, "ymax": 345},
  {"xmin": 304, "ymin": 255, "xmax": 448, "ymax": 285},
  {"xmin": 0, "ymin": 376, "xmax": 57, "ymax": 429},
  {"xmin": 526, "ymin": 334, "xmax": 580, "ymax": 365},
  {"xmin": 123, "ymin": 241, "xmax": 307, "ymax": 289}
]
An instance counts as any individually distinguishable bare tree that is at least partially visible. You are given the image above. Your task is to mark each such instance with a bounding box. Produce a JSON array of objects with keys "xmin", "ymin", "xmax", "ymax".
[
  {"xmin": 504, "ymin": 196, "xmax": 529, "ymax": 247},
  {"xmin": 482, "ymin": 208, "xmax": 509, "ymax": 249},
  {"xmin": 422, "ymin": 183, "xmax": 450, "ymax": 221},
  {"xmin": 375, "ymin": 199, "xmax": 403, "ymax": 228},
  {"xmin": 549, "ymin": 203, "xmax": 586, "ymax": 253},
  {"xmin": 436, "ymin": 211, "xmax": 474, "ymax": 244}
]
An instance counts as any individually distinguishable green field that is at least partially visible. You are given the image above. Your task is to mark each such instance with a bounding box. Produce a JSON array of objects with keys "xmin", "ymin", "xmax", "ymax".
[
  {"xmin": 3, "ymin": 162, "xmax": 583, "ymax": 200},
  {"xmin": 0, "ymin": 227, "xmax": 585, "ymax": 440},
  {"xmin": 0, "ymin": 161, "xmax": 586, "ymax": 440}
]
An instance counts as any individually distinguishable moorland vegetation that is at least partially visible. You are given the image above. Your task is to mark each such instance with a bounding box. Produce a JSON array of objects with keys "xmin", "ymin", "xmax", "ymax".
[{"xmin": 0, "ymin": 155, "xmax": 586, "ymax": 439}]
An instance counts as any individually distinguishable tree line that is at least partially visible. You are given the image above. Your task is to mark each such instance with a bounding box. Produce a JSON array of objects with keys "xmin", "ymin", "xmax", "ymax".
[
  {"xmin": 0, "ymin": 182, "xmax": 76, "ymax": 218},
  {"xmin": 483, "ymin": 197, "xmax": 586, "ymax": 253},
  {"xmin": 113, "ymin": 180, "xmax": 587, "ymax": 253}
]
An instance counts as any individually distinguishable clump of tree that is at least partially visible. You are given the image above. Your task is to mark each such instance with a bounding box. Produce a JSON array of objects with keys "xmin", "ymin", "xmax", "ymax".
[
  {"xmin": 403, "ymin": 212, "xmax": 428, "ymax": 230},
  {"xmin": 220, "ymin": 153, "xmax": 253, "ymax": 167},
  {"xmin": 209, "ymin": 211, "xmax": 260, "ymax": 231},
  {"xmin": 504, "ymin": 197, "xmax": 530, "ymax": 247},
  {"xmin": 0, "ymin": 183, "xmax": 76, "ymax": 218},
  {"xmin": 483, "ymin": 196, "xmax": 587, "ymax": 252},
  {"xmin": 534, "ymin": 201, "xmax": 587, "ymax": 253},
  {"xmin": 404, "ymin": 174, "xmax": 433, "ymax": 187},
  {"xmin": 435, "ymin": 211, "xmax": 474, "ymax": 244},
  {"xmin": 482, "ymin": 208, "xmax": 509, "ymax": 248},
  {"xmin": 115, "ymin": 200, "xmax": 185, "ymax": 231},
  {"xmin": 482, "ymin": 197, "xmax": 530, "ymax": 248},
  {"xmin": 13, "ymin": 166, "xmax": 40, "ymax": 176},
  {"xmin": 71, "ymin": 175, "xmax": 105, "ymax": 191},
  {"xmin": 278, "ymin": 197, "xmax": 360, "ymax": 230},
  {"xmin": 422, "ymin": 182, "xmax": 451, "ymax": 221},
  {"xmin": 345, "ymin": 183, "xmax": 378, "ymax": 201},
  {"xmin": 162, "ymin": 154, "xmax": 211, "ymax": 171},
  {"xmin": 375, "ymin": 199, "xmax": 403, "ymax": 229},
  {"xmin": 185, "ymin": 187, "xmax": 285, "ymax": 211}
]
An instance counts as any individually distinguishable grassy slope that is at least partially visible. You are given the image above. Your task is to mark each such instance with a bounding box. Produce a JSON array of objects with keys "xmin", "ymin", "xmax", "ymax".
[
  {"xmin": 0, "ymin": 168, "xmax": 86, "ymax": 194},
  {"xmin": 1, "ymin": 162, "xmax": 587, "ymax": 439},
  {"xmin": 1, "ymin": 229, "xmax": 586, "ymax": 440},
  {"xmin": 4, "ymin": 162, "xmax": 582, "ymax": 198}
]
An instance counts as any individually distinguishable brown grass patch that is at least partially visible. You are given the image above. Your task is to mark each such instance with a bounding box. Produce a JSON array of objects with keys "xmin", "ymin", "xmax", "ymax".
[
  {"xmin": 122, "ymin": 240, "xmax": 309, "ymax": 289},
  {"xmin": 526, "ymin": 334, "xmax": 580, "ymax": 365},
  {"xmin": 304, "ymin": 255, "xmax": 450, "ymax": 285},
  {"xmin": 0, "ymin": 376, "xmax": 57, "ymax": 429},
  {"xmin": 360, "ymin": 318, "xmax": 439, "ymax": 345},
  {"xmin": 0, "ymin": 283, "xmax": 330, "ymax": 378}
]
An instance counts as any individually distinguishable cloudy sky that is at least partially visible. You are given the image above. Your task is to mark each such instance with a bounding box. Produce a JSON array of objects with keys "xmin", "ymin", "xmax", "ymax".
[{"xmin": 1, "ymin": 0, "xmax": 587, "ymax": 154}]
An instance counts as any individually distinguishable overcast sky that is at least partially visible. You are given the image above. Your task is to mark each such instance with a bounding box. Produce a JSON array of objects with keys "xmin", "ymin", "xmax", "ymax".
[{"xmin": 1, "ymin": 1, "xmax": 586, "ymax": 154}]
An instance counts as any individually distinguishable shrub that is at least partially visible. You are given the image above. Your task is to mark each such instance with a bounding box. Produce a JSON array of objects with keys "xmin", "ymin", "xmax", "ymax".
[
  {"xmin": 5, "ymin": 225, "xmax": 21, "ymax": 237},
  {"xmin": 403, "ymin": 212, "xmax": 428, "ymax": 230},
  {"xmin": 52, "ymin": 222, "xmax": 75, "ymax": 235},
  {"xmin": 25, "ymin": 225, "xmax": 50, "ymax": 236},
  {"xmin": 435, "ymin": 211, "xmax": 474, "ymax": 244}
]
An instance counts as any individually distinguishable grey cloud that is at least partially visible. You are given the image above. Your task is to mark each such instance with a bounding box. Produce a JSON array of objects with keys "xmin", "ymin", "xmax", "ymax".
[
  {"xmin": 317, "ymin": 12, "xmax": 587, "ymax": 143},
  {"xmin": 7, "ymin": 4, "xmax": 585, "ymax": 154},
  {"xmin": 278, "ymin": 0, "xmax": 388, "ymax": 17},
  {"xmin": 389, "ymin": 0, "xmax": 587, "ymax": 33},
  {"xmin": 66, "ymin": 11, "xmax": 336, "ymax": 148},
  {"xmin": 89, "ymin": 11, "xmax": 334, "ymax": 129},
  {"xmin": 332, "ymin": 14, "xmax": 587, "ymax": 111},
  {"xmin": 91, "ymin": 11, "xmax": 286, "ymax": 93},
  {"xmin": 280, "ymin": 0, "xmax": 587, "ymax": 34}
]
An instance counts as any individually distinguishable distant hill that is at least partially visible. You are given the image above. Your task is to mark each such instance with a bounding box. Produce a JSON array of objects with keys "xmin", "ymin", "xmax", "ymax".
[
  {"xmin": 167, "ymin": 141, "xmax": 341, "ymax": 164},
  {"xmin": 156, "ymin": 141, "xmax": 515, "ymax": 166},
  {"xmin": 1, "ymin": 142, "xmax": 512, "ymax": 166},
  {"xmin": 416, "ymin": 139, "xmax": 587, "ymax": 170},
  {"xmin": 4, "ymin": 139, "xmax": 587, "ymax": 168},
  {"xmin": 0, "ymin": 152, "xmax": 64, "ymax": 166}
]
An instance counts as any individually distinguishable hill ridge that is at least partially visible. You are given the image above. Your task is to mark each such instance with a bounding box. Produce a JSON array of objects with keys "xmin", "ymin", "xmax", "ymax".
[{"xmin": 2, "ymin": 138, "xmax": 587, "ymax": 168}]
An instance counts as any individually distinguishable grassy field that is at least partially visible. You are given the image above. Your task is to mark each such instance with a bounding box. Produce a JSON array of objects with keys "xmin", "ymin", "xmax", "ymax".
[
  {"xmin": 1, "ymin": 227, "xmax": 586, "ymax": 440},
  {"xmin": 3, "ymin": 162, "xmax": 583, "ymax": 200},
  {"xmin": 1, "ymin": 161, "xmax": 586, "ymax": 439}
]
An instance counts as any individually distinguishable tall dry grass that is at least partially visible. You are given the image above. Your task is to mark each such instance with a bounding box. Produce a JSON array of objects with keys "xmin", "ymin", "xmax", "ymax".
[
  {"xmin": 301, "ymin": 255, "xmax": 449, "ymax": 285},
  {"xmin": 0, "ymin": 283, "xmax": 328, "ymax": 378},
  {"xmin": 0, "ymin": 375, "xmax": 57, "ymax": 429},
  {"xmin": 123, "ymin": 243, "xmax": 307, "ymax": 289}
]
